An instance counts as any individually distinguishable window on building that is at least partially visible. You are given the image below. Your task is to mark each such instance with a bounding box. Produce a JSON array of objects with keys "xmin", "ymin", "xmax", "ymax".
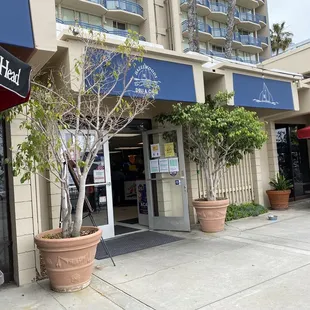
[
  {"xmin": 62, "ymin": 8, "xmax": 75, "ymax": 22},
  {"xmin": 239, "ymin": 30, "xmax": 254, "ymax": 37},
  {"xmin": 78, "ymin": 12, "xmax": 101, "ymax": 25},
  {"xmin": 128, "ymin": 24, "xmax": 139, "ymax": 33},
  {"xmin": 113, "ymin": 21, "xmax": 126, "ymax": 30}
]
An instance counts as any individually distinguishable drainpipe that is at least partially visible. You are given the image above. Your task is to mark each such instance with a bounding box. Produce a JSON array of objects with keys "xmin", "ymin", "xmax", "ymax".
[
  {"xmin": 153, "ymin": 0, "xmax": 159, "ymax": 43},
  {"xmin": 165, "ymin": 0, "xmax": 174, "ymax": 50}
]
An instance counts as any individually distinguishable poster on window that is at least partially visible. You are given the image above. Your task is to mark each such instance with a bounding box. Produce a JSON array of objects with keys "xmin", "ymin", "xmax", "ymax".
[
  {"xmin": 150, "ymin": 143, "xmax": 161, "ymax": 158},
  {"xmin": 136, "ymin": 181, "xmax": 148, "ymax": 215},
  {"xmin": 169, "ymin": 157, "xmax": 179, "ymax": 173},
  {"xmin": 124, "ymin": 180, "xmax": 137, "ymax": 200},
  {"xmin": 93, "ymin": 168, "xmax": 105, "ymax": 183}
]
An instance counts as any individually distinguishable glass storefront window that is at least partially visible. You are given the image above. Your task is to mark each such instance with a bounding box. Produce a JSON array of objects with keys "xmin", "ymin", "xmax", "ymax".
[
  {"xmin": 62, "ymin": 131, "xmax": 109, "ymax": 227},
  {"xmin": 0, "ymin": 121, "xmax": 12, "ymax": 282},
  {"xmin": 276, "ymin": 124, "xmax": 310, "ymax": 200}
]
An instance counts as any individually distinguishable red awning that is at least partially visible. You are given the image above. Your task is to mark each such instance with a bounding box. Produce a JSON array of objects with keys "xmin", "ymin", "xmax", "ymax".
[
  {"xmin": 0, "ymin": 87, "xmax": 30, "ymax": 112},
  {"xmin": 297, "ymin": 126, "xmax": 310, "ymax": 139}
]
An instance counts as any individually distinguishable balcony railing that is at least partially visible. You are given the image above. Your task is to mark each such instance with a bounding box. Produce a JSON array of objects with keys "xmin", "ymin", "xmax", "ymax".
[
  {"xmin": 181, "ymin": 20, "xmax": 212, "ymax": 34},
  {"xmin": 88, "ymin": 0, "xmax": 106, "ymax": 5},
  {"xmin": 240, "ymin": 35, "xmax": 261, "ymax": 47},
  {"xmin": 180, "ymin": 0, "xmax": 266, "ymax": 23},
  {"xmin": 106, "ymin": 0, "xmax": 143, "ymax": 16},
  {"xmin": 211, "ymin": 28, "xmax": 240, "ymax": 42},
  {"xmin": 239, "ymin": 12, "xmax": 260, "ymax": 24},
  {"xmin": 182, "ymin": 22, "xmax": 267, "ymax": 49},
  {"xmin": 197, "ymin": 0, "xmax": 210, "ymax": 7},
  {"xmin": 56, "ymin": 18, "xmax": 108, "ymax": 33},
  {"xmin": 256, "ymin": 13, "xmax": 267, "ymax": 24},
  {"xmin": 258, "ymin": 36, "xmax": 268, "ymax": 45},
  {"xmin": 183, "ymin": 48, "xmax": 260, "ymax": 64},
  {"xmin": 56, "ymin": 18, "xmax": 146, "ymax": 40}
]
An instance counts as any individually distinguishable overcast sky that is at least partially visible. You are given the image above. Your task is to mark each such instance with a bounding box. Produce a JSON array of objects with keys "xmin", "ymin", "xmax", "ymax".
[{"xmin": 268, "ymin": 0, "xmax": 310, "ymax": 44}]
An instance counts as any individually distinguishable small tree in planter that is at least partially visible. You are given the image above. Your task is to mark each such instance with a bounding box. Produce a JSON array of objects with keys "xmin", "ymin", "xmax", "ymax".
[
  {"xmin": 156, "ymin": 92, "xmax": 267, "ymax": 232},
  {"xmin": 4, "ymin": 30, "xmax": 158, "ymax": 292},
  {"xmin": 267, "ymin": 173, "xmax": 293, "ymax": 210}
]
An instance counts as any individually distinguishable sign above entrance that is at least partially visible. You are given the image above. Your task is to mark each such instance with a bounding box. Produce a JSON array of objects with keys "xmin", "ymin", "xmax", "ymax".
[
  {"xmin": 85, "ymin": 51, "xmax": 197, "ymax": 102},
  {"xmin": 233, "ymin": 73, "xmax": 294, "ymax": 111},
  {"xmin": 0, "ymin": 46, "xmax": 31, "ymax": 112}
]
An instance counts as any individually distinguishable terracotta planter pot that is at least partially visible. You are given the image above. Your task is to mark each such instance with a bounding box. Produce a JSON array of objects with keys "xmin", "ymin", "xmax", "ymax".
[
  {"xmin": 266, "ymin": 190, "xmax": 291, "ymax": 210},
  {"xmin": 193, "ymin": 199, "xmax": 229, "ymax": 233},
  {"xmin": 35, "ymin": 226, "xmax": 101, "ymax": 293}
]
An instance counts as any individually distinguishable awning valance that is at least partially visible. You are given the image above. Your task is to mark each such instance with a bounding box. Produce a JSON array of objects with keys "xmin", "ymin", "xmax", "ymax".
[
  {"xmin": 0, "ymin": 46, "xmax": 31, "ymax": 111},
  {"xmin": 297, "ymin": 126, "xmax": 310, "ymax": 139}
]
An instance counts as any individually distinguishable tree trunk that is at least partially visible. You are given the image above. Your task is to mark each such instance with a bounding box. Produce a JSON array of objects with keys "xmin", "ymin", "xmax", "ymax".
[
  {"xmin": 60, "ymin": 165, "xmax": 71, "ymax": 238},
  {"xmin": 72, "ymin": 175, "xmax": 87, "ymax": 237},
  {"xmin": 225, "ymin": 0, "xmax": 236, "ymax": 59},
  {"xmin": 61, "ymin": 182, "xmax": 71, "ymax": 238},
  {"xmin": 204, "ymin": 162, "xmax": 216, "ymax": 201},
  {"xmin": 187, "ymin": 0, "xmax": 200, "ymax": 52}
]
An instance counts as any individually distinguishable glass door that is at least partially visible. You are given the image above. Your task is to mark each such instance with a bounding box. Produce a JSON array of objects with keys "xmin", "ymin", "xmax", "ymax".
[
  {"xmin": 142, "ymin": 126, "xmax": 190, "ymax": 231},
  {"xmin": 64, "ymin": 132, "xmax": 115, "ymax": 239}
]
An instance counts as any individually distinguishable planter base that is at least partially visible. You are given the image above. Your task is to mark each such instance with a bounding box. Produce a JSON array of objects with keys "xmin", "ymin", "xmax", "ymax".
[
  {"xmin": 35, "ymin": 226, "xmax": 101, "ymax": 293},
  {"xmin": 193, "ymin": 199, "xmax": 229, "ymax": 233},
  {"xmin": 266, "ymin": 190, "xmax": 291, "ymax": 210},
  {"xmin": 52, "ymin": 279, "xmax": 91, "ymax": 293}
]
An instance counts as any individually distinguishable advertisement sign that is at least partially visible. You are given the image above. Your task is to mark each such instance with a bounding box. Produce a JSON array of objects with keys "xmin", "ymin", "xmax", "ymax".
[
  {"xmin": 164, "ymin": 142, "xmax": 175, "ymax": 157},
  {"xmin": 150, "ymin": 159, "xmax": 160, "ymax": 173},
  {"xmin": 124, "ymin": 181, "xmax": 137, "ymax": 200},
  {"xmin": 233, "ymin": 73, "xmax": 294, "ymax": 110},
  {"xmin": 151, "ymin": 143, "xmax": 160, "ymax": 158},
  {"xmin": 93, "ymin": 169, "xmax": 105, "ymax": 184},
  {"xmin": 169, "ymin": 157, "xmax": 179, "ymax": 173},
  {"xmin": 159, "ymin": 158, "xmax": 169, "ymax": 173},
  {"xmin": 85, "ymin": 52, "xmax": 197, "ymax": 102},
  {"xmin": 137, "ymin": 181, "xmax": 148, "ymax": 215}
]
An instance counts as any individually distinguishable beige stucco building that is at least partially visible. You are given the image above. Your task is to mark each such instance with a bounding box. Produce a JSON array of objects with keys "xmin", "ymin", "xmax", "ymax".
[{"xmin": 1, "ymin": 0, "xmax": 308, "ymax": 287}]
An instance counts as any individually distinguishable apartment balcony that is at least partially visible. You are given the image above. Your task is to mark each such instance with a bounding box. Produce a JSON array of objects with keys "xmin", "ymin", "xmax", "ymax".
[
  {"xmin": 183, "ymin": 48, "xmax": 260, "ymax": 64},
  {"xmin": 55, "ymin": 0, "xmax": 144, "ymax": 24},
  {"xmin": 208, "ymin": 2, "xmax": 240, "ymax": 23},
  {"xmin": 258, "ymin": 35, "xmax": 268, "ymax": 47},
  {"xmin": 180, "ymin": 0, "xmax": 211, "ymax": 16},
  {"xmin": 239, "ymin": 35, "xmax": 262, "ymax": 53},
  {"xmin": 182, "ymin": 20, "xmax": 213, "ymax": 41},
  {"xmin": 180, "ymin": 0, "xmax": 266, "ymax": 28},
  {"xmin": 182, "ymin": 21, "xmax": 268, "ymax": 52},
  {"xmin": 56, "ymin": 18, "xmax": 146, "ymax": 41},
  {"xmin": 55, "ymin": 0, "xmax": 107, "ymax": 16},
  {"xmin": 105, "ymin": 0, "xmax": 144, "ymax": 24},
  {"xmin": 211, "ymin": 28, "xmax": 242, "ymax": 49},
  {"xmin": 256, "ymin": 13, "xmax": 267, "ymax": 27},
  {"xmin": 238, "ymin": 12, "xmax": 261, "ymax": 31},
  {"xmin": 257, "ymin": 0, "xmax": 265, "ymax": 6},
  {"xmin": 236, "ymin": 0, "xmax": 259, "ymax": 9}
]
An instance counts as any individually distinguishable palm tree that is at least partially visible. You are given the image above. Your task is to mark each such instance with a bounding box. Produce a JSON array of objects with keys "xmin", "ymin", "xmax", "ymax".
[
  {"xmin": 225, "ymin": 0, "xmax": 236, "ymax": 59},
  {"xmin": 270, "ymin": 22, "xmax": 293, "ymax": 55},
  {"xmin": 187, "ymin": 0, "xmax": 200, "ymax": 52}
]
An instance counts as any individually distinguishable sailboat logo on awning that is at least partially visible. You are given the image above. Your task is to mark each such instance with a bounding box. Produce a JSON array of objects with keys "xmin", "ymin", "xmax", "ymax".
[{"xmin": 253, "ymin": 82, "xmax": 279, "ymax": 106}]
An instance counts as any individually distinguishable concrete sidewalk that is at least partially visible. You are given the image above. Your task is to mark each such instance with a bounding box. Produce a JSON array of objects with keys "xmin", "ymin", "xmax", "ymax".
[{"xmin": 2, "ymin": 200, "xmax": 310, "ymax": 309}]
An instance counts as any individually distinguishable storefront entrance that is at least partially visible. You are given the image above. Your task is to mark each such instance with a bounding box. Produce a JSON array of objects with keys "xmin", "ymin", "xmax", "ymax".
[
  {"xmin": 276, "ymin": 124, "xmax": 310, "ymax": 200},
  {"xmin": 78, "ymin": 120, "xmax": 190, "ymax": 239}
]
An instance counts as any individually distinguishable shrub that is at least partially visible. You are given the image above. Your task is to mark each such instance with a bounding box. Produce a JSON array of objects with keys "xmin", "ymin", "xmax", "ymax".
[
  {"xmin": 225, "ymin": 203, "xmax": 268, "ymax": 222},
  {"xmin": 269, "ymin": 173, "xmax": 293, "ymax": 191}
]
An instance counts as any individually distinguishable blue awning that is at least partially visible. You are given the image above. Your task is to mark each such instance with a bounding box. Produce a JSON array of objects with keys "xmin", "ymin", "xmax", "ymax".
[
  {"xmin": 85, "ymin": 51, "xmax": 197, "ymax": 103},
  {"xmin": 233, "ymin": 73, "xmax": 294, "ymax": 110}
]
